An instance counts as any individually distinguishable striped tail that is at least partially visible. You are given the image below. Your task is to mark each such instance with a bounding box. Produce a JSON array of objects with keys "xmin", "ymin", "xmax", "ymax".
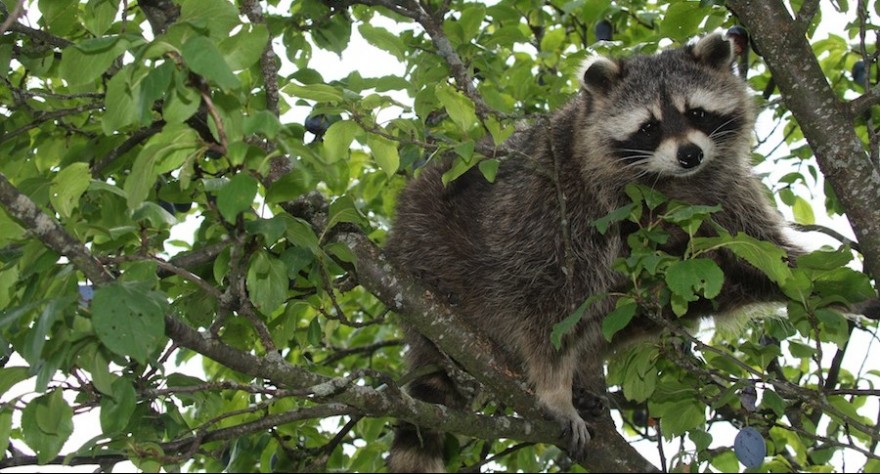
[{"xmin": 388, "ymin": 371, "xmax": 463, "ymax": 473}]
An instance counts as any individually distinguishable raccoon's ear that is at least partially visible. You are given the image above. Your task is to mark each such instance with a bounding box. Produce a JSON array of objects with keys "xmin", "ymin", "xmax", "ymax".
[
  {"xmin": 691, "ymin": 33, "xmax": 734, "ymax": 71},
  {"xmin": 580, "ymin": 57, "xmax": 621, "ymax": 95}
]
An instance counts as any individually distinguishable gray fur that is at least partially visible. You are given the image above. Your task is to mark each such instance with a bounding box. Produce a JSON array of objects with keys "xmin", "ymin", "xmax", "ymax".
[{"xmin": 385, "ymin": 33, "xmax": 801, "ymax": 472}]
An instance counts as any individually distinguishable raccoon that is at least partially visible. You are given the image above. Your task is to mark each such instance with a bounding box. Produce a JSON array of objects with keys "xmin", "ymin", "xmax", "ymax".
[{"xmin": 384, "ymin": 33, "xmax": 802, "ymax": 472}]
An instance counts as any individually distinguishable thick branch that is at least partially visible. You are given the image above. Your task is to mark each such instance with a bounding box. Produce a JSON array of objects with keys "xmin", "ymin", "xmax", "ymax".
[
  {"xmin": 162, "ymin": 315, "xmax": 580, "ymax": 451},
  {"xmin": 335, "ymin": 229, "xmax": 659, "ymax": 473},
  {"xmin": 0, "ymin": 0, "xmax": 25, "ymax": 36},
  {"xmin": 0, "ymin": 173, "xmax": 113, "ymax": 284},
  {"xmin": 240, "ymin": 0, "xmax": 281, "ymax": 117},
  {"xmin": 851, "ymin": 84, "xmax": 880, "ymax": 117},
  {"xmin": 7, "ymin": 22, "xmax": 72, "ymax": 49},
  {"xmin": 728, "ymin": 0, "xmax": 880, "ymax": 283}
]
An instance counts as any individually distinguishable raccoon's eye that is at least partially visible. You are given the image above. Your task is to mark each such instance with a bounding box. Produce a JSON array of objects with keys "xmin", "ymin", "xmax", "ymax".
[
  {"xmin": 687, "ymin": 107, "xmax": 707, "ymax": 121},
  {"xmin": 639, "ymin": 120, "xmax": 660, "ymax": 136}
]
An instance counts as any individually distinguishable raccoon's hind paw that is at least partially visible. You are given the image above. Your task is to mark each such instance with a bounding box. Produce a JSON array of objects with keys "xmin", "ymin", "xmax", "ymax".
[
  {"xmin": 564, "ymin": 413, "xmax": 592, "ymax": 459},
  {"xmin": 573, "ymin": 387, "xmax": 606, "ymax": 420},
  {"xmin": 547, "ymin": 410, "xmax": 591, "ymax": 460}
]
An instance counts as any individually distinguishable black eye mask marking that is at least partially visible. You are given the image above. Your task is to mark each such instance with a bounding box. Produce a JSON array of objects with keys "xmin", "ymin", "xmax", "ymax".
[
  {"xmin": 685, "ymin": 107, "xmax": 741, "ymax": 142},
  {"xmin": 612, "ymin": 117, "xmax": 663, "ymax": 163}
]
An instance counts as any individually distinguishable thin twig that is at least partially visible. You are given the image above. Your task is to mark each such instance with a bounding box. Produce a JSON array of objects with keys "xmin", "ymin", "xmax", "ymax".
[{"xmin": 0, "ymin": 0, "xmax": 26, "ymax": 36}]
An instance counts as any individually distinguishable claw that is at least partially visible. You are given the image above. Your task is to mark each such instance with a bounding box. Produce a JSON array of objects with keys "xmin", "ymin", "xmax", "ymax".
[
  {"xmin": 550, "ymin": 410, "xmax": 591, "ymax": 459},
  {"xmin": 566, "ymin": 415, "xmax": 591, "ymax": 459}
]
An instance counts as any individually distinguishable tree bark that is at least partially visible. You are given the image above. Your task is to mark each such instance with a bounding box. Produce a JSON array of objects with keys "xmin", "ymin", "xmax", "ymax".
[{"xmin": 727, "ymin": 0, "xmax": 880, "ymax": 284}]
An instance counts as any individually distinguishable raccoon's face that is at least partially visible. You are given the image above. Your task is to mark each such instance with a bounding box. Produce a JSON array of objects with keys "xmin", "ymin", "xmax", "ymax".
[{"xmin": 581, "ymin": 34, "xmax": 754, "ymax": 179}]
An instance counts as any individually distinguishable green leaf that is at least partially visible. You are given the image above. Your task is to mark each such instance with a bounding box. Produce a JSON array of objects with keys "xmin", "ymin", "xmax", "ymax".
[
  {"xmin": 602, "ymin": 298, "xmax": 638, "ymax": 342},
  {"xmin": 689, "ymin": 429, "xmax": 713, "ymax": 452},
  {"xmin": 662, "ymin": 202, "xmax": 722, "ymax": 234},
  {"xmin": 163, "ymin": 72, "xmax": 201, "ymax": 124},
  {"xmin": 312, "ymin": 13, "xmax": 351, "ymax": 54},
  {"xmin": 90, "ymin": 350, "xmax": 114, "ymax": 395},
  {"xmin": 103, "ymin": 66, "xmax": 140, "ymax": 134},
  {"xmin": 656, "ymin": 400, "xmax": 705, "ymax": 437},
  {"xmin": 125, "ymin": 153, "xmax": 158, "ymax": 211},
  {"xmin": 245, "ymin": 216, "xmax": 287, "ymax": 244},
  {"xmin": 216, "ymin": 174, "xmax": 259, "ymax": 222},
  {"xmin": 91, "ymin": 281, "xmax": 167, "ymax": 365},
  {"xmin": 0, "ymin": 367, "xmax": 31, "ymax": 395},
  {"xmin": 815, "ymin": 307, "xmax": 850, "ymax": 347},
  {"xmin": 152, "ymin": 125, "xmax": 201, "ymax": 174},
  {"xmin": 797, "ymin": 247, "xmax": 853, "ymax": 271},
  {"xmin": 367, "ymin": 135, "xmax": 399, "ymax": 177},
  {"xmin": 710, "ymin": 451, "xmax": 740, "ymax": 473},
  {"xmin": 244, "ymin": 110, "xmax": 282, "ymax": 139},
  {"xmin": 693, "ymin": 233, "xmax": 792, "ymax": 286},
  {"xmin": 660, "ymin": 2, "xmax": 708, "ymax": 40},
  {"xmin": 792, "ymin": 196, "xmax": 815, "ymax": 225},
  {"xmin": 178, "ymin": 0, "xmax": 240, "ymax": 38},
  {"xmin": 593, "ymin": 203, "xmax": 637, "ymax": 234},
  {"xmin": 326, "ymin": 195, "xmax": 368, "ymax": 231},
  {"xmin": 0, "ymin": 44, "xmax": 12, "ymax": 80},
  {"xmin": 141, "ymin": 62, "xmax": 174, "ymax": 109},
  {"xmin": 83, "ymin": 0, "xmax": 118, "ymax": 36},
  {"xmin": 125, "ymin": 124, "xmax": 199, "ymax": 210},
  {"xmin": 50, "ymin": 162, "xmax": 91, "ymax": 218},
  {"xmin": 457, "ymin": 4, "xmax": 486, "ymax": 43},
  {"xmin": 321, "ymin": 120, "xmax": 359, "ymax": 163},
  {"xmin": 664, "ymin": 258, "xmax": 724, "ymax": 315},
  {"xmin": 625, "ymin": 183, "xmax": 668, "ymax": 210},
  {"xmin": 220, "ymin": 24, "xmax": 270, "ymax": 70},
  {"xmin": 813, "ymin": 267, "xmax": 876, "ymax": 305},
  {"xmin": 283, "ymin": 82, "xmax": 344, "ymax": 104},
  {"xmin": 38, "ymin": 0, "xmax": 79, "ymax": 35},
  {"xmin": 0, "ymin": 407, "xmax": 11, "ymax": 457},
  {"xmin": 484, "ymin": 116, "xmax": 515, "ymax": 146},
  {"xmin": 620, "ymin": 345, "xmax": 659, "ymax": 402},
  {"xmin": 358, "ymin": 24, "xmax": 407, "ymax": 61},
  {"xmin": 540, "ymin": 27, "xmax": 566, "ymax": 53},
  {"xmin": 21, "ymin": 390, "xmax": 74, "ymax": 464},
  {"xmin": 100, "ymin": 377, "xmax": 137, "ymax": 433},
  {"xmin": 266, "ymin": 167, "xmax": 314, "ymax": 203},
  {"xmin": 307, "ymin": 317, "xmax": 323, "ymax": 346},
  {"xmin": 131, "ymin": 202, "xmax": 177, "ymax": 227},
  {"xmin": 441, "ymin": 155, "xmax": 479, "ymax": 186},
  {"xmin": 761, "ymin": 388, "xmax": 786, "ymax": 417},
  {"xmin": 59, "ymin": 36, "xmax": 129, "ymax": 86},
  {"xmin": 181, "ymin": 36, "xmax": 240, "ymax": 91},
  {"xmin": 22, "ymin": 298, "xmax": 71, "ymax": 365},
  {"xmin": 551, "ymin": 294, "xmax": 605, "ymax": 350},
  {"xmin": 285, "ymin": 217, "xmax": 321, "ymax": 253},
  {"xmin": 324, "ymin": 241, "xmax": 356, "ymax": 264},
  {"xmin": 478, "ymin": 159, "xmax": 500, "ymax": 183},
  {"xmin": 247, "ymin": 252, "xmax": 289, "ymax": 315},
  {"xmin": 435, "ymin": 84, "xmax": 477, "ymax": 131}
]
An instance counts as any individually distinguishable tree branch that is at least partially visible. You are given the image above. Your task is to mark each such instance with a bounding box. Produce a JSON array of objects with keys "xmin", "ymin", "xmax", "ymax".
[
  {"xmin": 240, "ymin": 0, "xmax": 281, "ymax": 117},
  {"xmin": 728, "ymin": 0, "xmax": 880, "ymax": 284},
  {"xmin": 349, "ymin": 0, "xmax": 497, "ymax": 120},
  {"xmin": 0, "ymin": 1, "xmax": 27, "ymax": 37},
  {"xmin": 331, "ymin": 227, "xmax": 659, "ymax": 472},
  {"xmin": 850, "ymin": 84, "xmax": 880, "ymax": 117},
  {"xmin": 0, "ymin": 173, "xmax": 113, "ymax": 284},
  {"xmin": 7, "ymin": 22, "xmax": 72, "ymax": 49},
  {"xmin": 92, "ymin": 120, "xmax": 166, "ymax": 177}
]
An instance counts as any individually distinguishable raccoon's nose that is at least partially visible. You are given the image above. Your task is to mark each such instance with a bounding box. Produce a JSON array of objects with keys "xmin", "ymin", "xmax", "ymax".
[{"xmin": 677, "ymin": 144, "xmax": 704, "ymax": 169}]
